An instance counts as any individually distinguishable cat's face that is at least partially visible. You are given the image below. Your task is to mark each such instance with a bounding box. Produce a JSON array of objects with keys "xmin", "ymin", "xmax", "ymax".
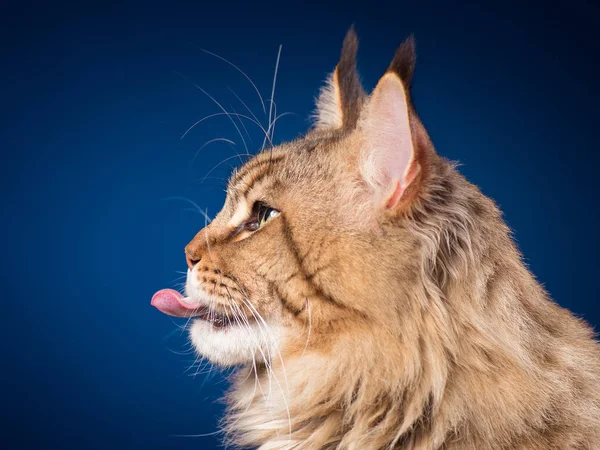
[
  {"xmin": 152, "ymin": 31, "xmax": 433, "ymax": 366},
  {"xmin": 185, "ymin": 139, "xmax": 357, "ymax": 365},
  {"xmin": 180, "ymin": 133, "xmax": 420, "ymax": 366}
]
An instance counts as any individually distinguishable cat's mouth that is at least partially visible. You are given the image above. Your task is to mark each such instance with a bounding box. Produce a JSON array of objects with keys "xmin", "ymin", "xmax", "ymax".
[{"xmin": 151, "ymin": 289, "xmax": 234, "ymax": 329}]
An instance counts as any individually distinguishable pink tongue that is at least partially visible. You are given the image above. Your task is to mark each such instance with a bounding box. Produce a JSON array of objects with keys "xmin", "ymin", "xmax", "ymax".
[{"xmin": 151, "ymin": 289, "xmax": 200, "ymax": 318}]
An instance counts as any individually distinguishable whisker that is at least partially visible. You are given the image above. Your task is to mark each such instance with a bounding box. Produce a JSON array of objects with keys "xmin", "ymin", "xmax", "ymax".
[
  {"xmin": 234, "ymin": 290, "xmax": 292, "ymax": 436},
  {"xmin": 182, "ymin": 111, "xmax": 276, "ymax": 150},
  {"xmin": 162, "ymin": 196, "xmax": 212, "ymax": 223},
  {"xmin": 166, "ymin": 347, "xmax": 196, "ymax": 356},
  {"xmin": 228, "ymin": 302, "xmax": 270, "ymax": 421},
  {"xmin": 181, "ymin": 279, "xmax": 208, "ymax": 334},
  {"xmin": 273, "ymin": 111, "xmax": 297, "ymax": 126},
  {"xmin": 230, "ymin": 104, "xmax": 253, "ymax": 144},
  {"xmin": 170, "ymin": 274, "xmax": 188, "ymax": 283},
  {"xmin": 161, "ymin": 326, "xmax": 186, "ymax": 342},
  {"xmin": 227, "ymin": 86, "xmax": 263, "ymax": 131},
  {"xmin": 191, "ymin": 83, "xmax": 250, "ymax": 157},
  {"xmin": 222, "ymin": 297, "xmax": 270, "ymax": 435},
  {"xmin": 191, "ymin": 138, "xmax": 236, "ymax": 166},
  {"xmin": 180, "ymin": 112, "xmax": 235, "ymax": 140},
  {"xmin": 200, "ymin": 48, "xmax": 267, "ymax": 115},
  {"xmin": 263, "ymin": 44, "xmax": 282, "ymax": 151},
  {"xmin": 199, "ymin": 153, "xmax": 254, "ymax": 183},
  {"xmin": 170, "ymin": 430, "xmax": 223, "ymax": 438},
  {"xmin": 174, "ymin": 71, "xmax": 250, "ymax": 158}
]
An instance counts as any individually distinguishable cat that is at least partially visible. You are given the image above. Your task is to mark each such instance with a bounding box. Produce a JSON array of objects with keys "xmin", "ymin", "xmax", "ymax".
[{"xmin": 152, "ymin": 27, "xmax": 600, "ymax": 449}]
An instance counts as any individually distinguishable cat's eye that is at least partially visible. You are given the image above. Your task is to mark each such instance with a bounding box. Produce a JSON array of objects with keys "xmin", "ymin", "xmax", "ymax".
[{"xmin": 244, "ymin": 202, "xmax": 280, "ymax": 232}]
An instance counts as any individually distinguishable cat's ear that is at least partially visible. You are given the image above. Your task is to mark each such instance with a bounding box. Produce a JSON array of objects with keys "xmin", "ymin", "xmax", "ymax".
[
  {"xmin": 313, "ymin": 26, "xmax": 366, "ymax": 131},
  {"xmin": 359, "ymin": 36, "xmax": 431, "ymax": 210}
]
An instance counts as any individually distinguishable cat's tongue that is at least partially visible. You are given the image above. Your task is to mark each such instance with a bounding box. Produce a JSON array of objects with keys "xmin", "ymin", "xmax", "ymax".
[{"xmin": 151, "ymin": 289, "xmax": 201, "ymax": 318}]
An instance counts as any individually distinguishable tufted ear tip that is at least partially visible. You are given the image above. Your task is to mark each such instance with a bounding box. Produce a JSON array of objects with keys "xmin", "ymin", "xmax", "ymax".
[
  {"xmin": 339, "ymin": 25, "xmax": 359, "ymax": 70},
  {"xmin": 388, "ymin": 35, "xmax": 416, "ymax": 88},
  {"xmin": 313, "ymin": 26, "xmax": 366, "ymax": 131}
]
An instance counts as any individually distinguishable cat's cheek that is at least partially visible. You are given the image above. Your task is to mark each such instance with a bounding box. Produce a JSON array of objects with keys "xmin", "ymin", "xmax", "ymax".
[{"xmin": 189, "ymin": 319, "xmax": 284, "ymax": 367}]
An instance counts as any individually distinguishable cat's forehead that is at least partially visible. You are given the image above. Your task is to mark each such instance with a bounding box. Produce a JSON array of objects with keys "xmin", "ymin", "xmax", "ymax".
[{"xmin": 226, "ymin": 135, "xmax": 338, "ymax": 196}]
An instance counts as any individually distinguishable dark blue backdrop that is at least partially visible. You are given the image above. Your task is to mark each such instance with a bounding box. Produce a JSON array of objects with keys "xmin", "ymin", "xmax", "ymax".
[{"xmin": 2, "ymin": 1, "xmax": 599, "ymax": 449}]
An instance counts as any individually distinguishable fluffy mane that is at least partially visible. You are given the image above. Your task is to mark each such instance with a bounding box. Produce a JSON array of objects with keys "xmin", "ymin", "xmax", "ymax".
[{"xmin": 222, "ymin": 153, "xmax": 600, "ymax": 449}]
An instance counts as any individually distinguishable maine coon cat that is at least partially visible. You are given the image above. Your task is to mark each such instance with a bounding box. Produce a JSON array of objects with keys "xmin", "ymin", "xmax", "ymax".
[{"xmin": 152, "ymin": 28, "xmax": 600, "ymax": 449}]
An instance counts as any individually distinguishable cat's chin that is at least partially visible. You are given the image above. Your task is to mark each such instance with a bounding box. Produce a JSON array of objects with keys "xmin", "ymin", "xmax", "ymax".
[{"xmin": 189, "ymin": 317, "xmax": 283, "ymax": 367}]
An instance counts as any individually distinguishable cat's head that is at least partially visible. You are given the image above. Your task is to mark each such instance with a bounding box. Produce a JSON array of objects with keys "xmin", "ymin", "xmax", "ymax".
[{"xmin": 153, "ymin": 28, "xmax": 455, "ymax": 366}]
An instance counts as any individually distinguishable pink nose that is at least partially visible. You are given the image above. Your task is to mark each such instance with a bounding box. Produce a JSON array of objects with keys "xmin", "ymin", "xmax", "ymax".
[{"xmin": 185, "ymin": 251, "xmax": 200, "ymax": 270}]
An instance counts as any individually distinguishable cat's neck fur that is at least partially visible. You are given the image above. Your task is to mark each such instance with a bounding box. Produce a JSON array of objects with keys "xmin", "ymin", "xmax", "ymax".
[{"xmin": 223, "ymin": 157, "xmax": 600, "ymax": 449}]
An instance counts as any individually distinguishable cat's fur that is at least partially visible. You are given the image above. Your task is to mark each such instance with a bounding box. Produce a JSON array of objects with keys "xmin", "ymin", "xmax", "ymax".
[{"xmin": 182, "ymin": 28, "xmax": 600, "ymax": 449}]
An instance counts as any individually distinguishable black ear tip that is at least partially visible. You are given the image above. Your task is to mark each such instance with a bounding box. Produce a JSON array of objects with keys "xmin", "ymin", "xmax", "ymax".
[
  {"xmin": 388, "ymin": 35, "xmax": 417, "ymax": 85},
  {"xmin": 402, "ymin": 35, "xmax": 416, "ymax": 58}
]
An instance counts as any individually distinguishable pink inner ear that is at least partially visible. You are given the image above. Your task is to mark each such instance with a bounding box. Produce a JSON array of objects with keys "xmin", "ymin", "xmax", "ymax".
[
  {"xmin": 386, "ymin": 180, "xmax": 403, "ymax": 209},
  {"xmin": 363, "ymin": 73, "xmax": 415, "ymax": 208}
]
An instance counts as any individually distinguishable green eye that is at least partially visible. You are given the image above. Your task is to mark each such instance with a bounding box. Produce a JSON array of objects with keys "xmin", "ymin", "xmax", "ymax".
[{"xmin": 245, "ymin": 202, "xmax": 280, "ymax": 232}]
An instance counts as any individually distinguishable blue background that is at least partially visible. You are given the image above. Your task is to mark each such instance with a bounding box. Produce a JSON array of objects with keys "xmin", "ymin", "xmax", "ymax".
[{"xmin": 2, "ymin": 1, "xmax": 599, "ymax": 449}]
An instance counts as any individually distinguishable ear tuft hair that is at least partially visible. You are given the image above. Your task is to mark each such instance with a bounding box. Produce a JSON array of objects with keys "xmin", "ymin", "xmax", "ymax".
[
  {"xmin": 387, "ymin": 35, "xmax": 416, "ymax": 88},
  {"xmin": 339, "ymin": 25, "xmax": 359, "ymax": 73},
  {"xmin": 313, "ymin": 26, "xmax": 366, "ymax": 131},
  {"xmin": 336, "ymin": 26, "xmax": 364, "ymax": 129}
]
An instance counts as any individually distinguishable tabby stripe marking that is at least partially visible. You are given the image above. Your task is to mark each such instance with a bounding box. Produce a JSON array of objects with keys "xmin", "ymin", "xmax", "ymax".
[
  {"xmin": 232, "ymin": 153, "xmax": 285, "ymax": 187},
  {"xmin": 279, "ymin": 216, "xmax": 350, "ymax": 311}
]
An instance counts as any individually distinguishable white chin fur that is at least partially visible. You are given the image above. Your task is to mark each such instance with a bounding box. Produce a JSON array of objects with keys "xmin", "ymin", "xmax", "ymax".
[
  {"xmin": 189, "ymin": 319, "xmax": 283, "ymax": 367},
  {"xmin": 186, "ymin": 267, "xmax": 283, "ymax": 366}
]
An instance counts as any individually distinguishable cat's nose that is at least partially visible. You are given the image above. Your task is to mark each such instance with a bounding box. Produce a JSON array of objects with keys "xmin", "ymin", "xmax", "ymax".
[
  {"xmin": 185, "ymin": 226, "xmax": 217, "ymax": 270},
  {"xmin": 185, "ymin": 249, "xmax": 201, "ymax": 270}
]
